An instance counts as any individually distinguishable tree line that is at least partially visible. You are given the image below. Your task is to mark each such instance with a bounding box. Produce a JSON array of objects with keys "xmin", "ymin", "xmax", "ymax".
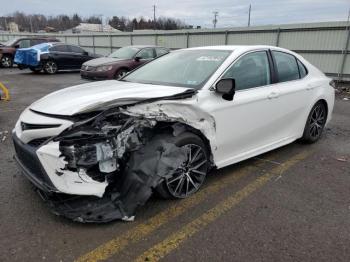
[{"xmin": 0, "ymin": 12, "xmax": 189, "ymax": 32}]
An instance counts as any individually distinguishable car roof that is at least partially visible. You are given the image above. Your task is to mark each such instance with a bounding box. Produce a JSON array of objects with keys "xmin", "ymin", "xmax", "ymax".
[{"xmin": 186, "ymin": 45, "xmax": 293, "ymax": 53}]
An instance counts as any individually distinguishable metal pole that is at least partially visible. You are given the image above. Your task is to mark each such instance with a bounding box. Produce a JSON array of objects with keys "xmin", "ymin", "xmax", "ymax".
[
  {"xmin": 92, "ymin": 35, "xmax": 96, "ymax": 55},
  {"xmin": 248, "ymin": 4, "xmax": 251, "ymax": 27},
  {"xmin": 339, "ymin": 25, "xmax": 350, "ymax": 81},
  {"xmin": 186, "ymin": 32, "xmax": 189, "ymax": 48},
  {"xmin": 225, "ymin": 30, "xmax": 228, "ymax": 45},
  {"xmin": 275, "ymin": 28, "xmax": 281, "ymax": 46},
  {"xmin": 130, "ymin": 34, "xmax": 133, "ymax": 45},
  {"xmin": 110, "ymin": 34, "xmax": 113, "ymax": 53}
]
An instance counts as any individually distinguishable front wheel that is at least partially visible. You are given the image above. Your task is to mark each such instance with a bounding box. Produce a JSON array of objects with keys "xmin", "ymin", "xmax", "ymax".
[
  {"xmin": 43, "ymin": 61, "xmax": 58, "ymax": 74},
  {"xmin": 155, "ymin": 132, "xmax": 209, "ymax": 199},
  {"xmin": 114, "ymin": 68, "xmax": 129, "ymax": 79},
  {"xmin": 301, "ymin": 101, "xmax": 327, "ymax": 143}
]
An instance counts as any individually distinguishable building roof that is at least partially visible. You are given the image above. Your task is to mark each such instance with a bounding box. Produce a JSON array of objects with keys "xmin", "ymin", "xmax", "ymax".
[{"xmin": 68, "ymin": 23, "xmax": 121, "ymax": 33}]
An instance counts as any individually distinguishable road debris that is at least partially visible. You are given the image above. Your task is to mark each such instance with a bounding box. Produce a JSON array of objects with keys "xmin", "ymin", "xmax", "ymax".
[{"xmin": 0, "ymin": 130, "xmax": 9, "ymax": 142}]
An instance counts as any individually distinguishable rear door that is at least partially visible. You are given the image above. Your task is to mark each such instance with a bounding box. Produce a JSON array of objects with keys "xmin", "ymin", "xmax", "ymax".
[
  {"xmin": 68, "ymin": 45, "xmax": 90, "ymax": 68},
  {"xmin": 49, "ymin": 45, "xmax": 72, "ymax": 69},
  {"xmin": 270, "ymin": 50, "xmax": 313, "ymax": 139}
]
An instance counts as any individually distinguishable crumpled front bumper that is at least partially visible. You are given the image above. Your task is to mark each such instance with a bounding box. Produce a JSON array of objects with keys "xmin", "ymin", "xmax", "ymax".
[{"xmin": 12, "ymin": 132, "xmax": 58, "ymax": 192}]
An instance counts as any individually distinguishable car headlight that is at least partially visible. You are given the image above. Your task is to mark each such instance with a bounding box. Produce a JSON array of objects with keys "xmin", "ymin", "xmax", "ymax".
[{"xmin": 96, "ymin": 65, "xmax": 113, "ymax": 72}]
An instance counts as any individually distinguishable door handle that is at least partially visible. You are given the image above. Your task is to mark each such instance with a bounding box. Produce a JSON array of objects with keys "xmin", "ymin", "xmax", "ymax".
[{"xmin": 267, "ymin": 91, "xmax": 279, "ymax": 99}]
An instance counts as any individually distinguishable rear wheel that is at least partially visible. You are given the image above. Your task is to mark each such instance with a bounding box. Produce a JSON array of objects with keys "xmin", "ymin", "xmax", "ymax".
[
  {"xmin": 43, "ymin": 61, "xmax": 58, "ymax": 74},
  {"xmin": 1, "ymin": 55, "xmax": 13, "ymax": 68},
  {"xmin": 155, "ymin": 132, "xmax": 209, "ymax": 199},
  {"xmin": 301, "ymin": 101, "xmax": 327, "ymax": 143}
]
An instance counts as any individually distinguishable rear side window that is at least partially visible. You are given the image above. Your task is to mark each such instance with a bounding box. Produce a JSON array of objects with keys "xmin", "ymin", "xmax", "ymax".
[
  {"xmin": 31, "ymin": 39, "xmax": 45, "ymax": 46},
  {"xmin": 222, "ymin": 51, "xmax": 271, "ymax": 91},
  {"xmin": 18, "ymin": 39, "xmax": 31, "ymax": 48},
  {"xmin": 155, "ymin": 48, "xmax": 169, "ymax": 57},
  {"xmin": 272, "ymin": 51, "xmax": 300, "ymax": 82},
  {"xmin": 69, "ymin": 45, "xmax": 85, "ymax": 53},
  {"xmin": 297, "ymin": 60, "xmax": 308, "ymax": 78},
  {"xmin": 50, "ymin": 45, "xmax": 69, "ymax": 52}
]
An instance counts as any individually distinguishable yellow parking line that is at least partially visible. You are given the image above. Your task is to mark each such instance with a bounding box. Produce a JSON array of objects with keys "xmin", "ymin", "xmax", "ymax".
[
  {"xmin": 75, "ymin": 156, "xmax": 274, "ymax": 262},
  {"xmin": 134, "ymin": 150, "xmax": 312, "ymax": 262}
]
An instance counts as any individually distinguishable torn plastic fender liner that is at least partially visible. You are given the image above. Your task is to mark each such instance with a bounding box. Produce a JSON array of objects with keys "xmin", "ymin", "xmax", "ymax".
[{"xmin": 41, "ymin": 140, "xmax": 189, "ymax": 223}]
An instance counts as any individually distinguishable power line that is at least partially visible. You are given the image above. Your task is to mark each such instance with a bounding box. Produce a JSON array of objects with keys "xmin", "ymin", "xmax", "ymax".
[{"xmin": 213, "ymin": 11, "xmax": 218, "ymax": 29}]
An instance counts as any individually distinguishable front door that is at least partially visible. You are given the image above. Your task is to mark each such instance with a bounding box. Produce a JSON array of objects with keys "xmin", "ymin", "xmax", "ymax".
[{"xmin": 202, "ymin": 50, "xmax": 281, "ymax": 167}]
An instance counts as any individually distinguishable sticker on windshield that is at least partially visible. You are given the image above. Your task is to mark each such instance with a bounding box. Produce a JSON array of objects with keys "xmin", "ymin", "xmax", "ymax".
[
  {"xmin": 196, "ymin": 56, "xmax": 225, "ymax": 62},
  {"xmin": 186, "ymin": 80, "xmax": 198, "ymax": 85}
]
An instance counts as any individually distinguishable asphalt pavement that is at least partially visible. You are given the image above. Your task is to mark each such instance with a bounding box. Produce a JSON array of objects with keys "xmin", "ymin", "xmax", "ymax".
[{"xmin": 0, "ymin": 68, "xmax": 349, "ymax": 262}]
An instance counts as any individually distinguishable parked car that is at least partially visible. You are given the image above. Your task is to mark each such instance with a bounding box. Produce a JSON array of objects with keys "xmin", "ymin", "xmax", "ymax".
[
  {"xmin": 80, "ymin": 45, "xmax": 170, "ymax": 80},
  {"xmin": 15, "ymin": 42, "xmax": 100, "ymax": 74},
  {"xmin": 0, "ymin": 37, "xmax": 59, "ymax": 68},
  {"xmin": 12, "ymin": 45, "xmax": 334, "ymax": 222}
]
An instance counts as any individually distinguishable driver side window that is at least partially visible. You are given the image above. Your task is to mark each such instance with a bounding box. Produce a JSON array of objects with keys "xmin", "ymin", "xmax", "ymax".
[
  {"xmin": 136, "ymin": 48, "xmax": 155, "ymax": 59},
  {"xmin": 222, "ymin": 51, "xmax": 271, "ymax": 91}
]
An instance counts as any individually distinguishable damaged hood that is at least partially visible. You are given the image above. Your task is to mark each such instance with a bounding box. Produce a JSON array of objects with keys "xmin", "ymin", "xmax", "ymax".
[{"xmin": 30, "ymin": 80, "xmax": 195, "ymax": 116}]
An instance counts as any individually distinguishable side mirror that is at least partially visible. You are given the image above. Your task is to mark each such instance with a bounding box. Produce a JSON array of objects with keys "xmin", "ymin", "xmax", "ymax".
[
  {"xmin": 14, "ymin": 44, "xmax": 20, "ymax": 48},
  {"xmin": 83, "ymin": 51, "xmax": 89, "ymax": 56},
  {"xmin": 215, "ymin": 78, "xmax": 236, "ymax": 101},
  {"xmin": 134, "ymin": 56, "xmax": 141, "ymax": 62}
]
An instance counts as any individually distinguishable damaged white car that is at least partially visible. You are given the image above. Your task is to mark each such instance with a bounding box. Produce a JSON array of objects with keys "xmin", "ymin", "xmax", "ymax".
[{"xmin": 13, "ymin": 45, "xmax": 334, "ymax": 222}]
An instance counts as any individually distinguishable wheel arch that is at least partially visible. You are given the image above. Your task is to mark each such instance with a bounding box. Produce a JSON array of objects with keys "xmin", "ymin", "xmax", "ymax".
[{"xmin": 152, "ymin": 121, "xmax": 216, "ymax": 170}]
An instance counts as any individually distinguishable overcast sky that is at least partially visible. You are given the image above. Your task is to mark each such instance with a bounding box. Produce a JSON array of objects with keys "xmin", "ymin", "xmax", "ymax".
[{"xmin": 1, "ymin": 0, "xmax": 349, "ymax": 28}]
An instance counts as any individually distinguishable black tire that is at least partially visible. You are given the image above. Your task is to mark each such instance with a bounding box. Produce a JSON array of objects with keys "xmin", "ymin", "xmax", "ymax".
[
  {"xmin": 114, "ymin": 68, "xmax": 129, "ymax": 79},
  {"xmin": 301, "ymin": 101, "xmax": 327, "ymax": 143},
  {"xmin": 43, "ymin": 61, "xmax": 58, "ymax": 74},
  {"xmin": 29, "ymin": 67, "xmax": 42, "ymax": 73},
  {"xmin": 1, "ymin": 55, "xmax": 13, "ymax": 68},
  {"xmin": 153, "ymin": 132, "xmax": 209, "ymax": 199}
]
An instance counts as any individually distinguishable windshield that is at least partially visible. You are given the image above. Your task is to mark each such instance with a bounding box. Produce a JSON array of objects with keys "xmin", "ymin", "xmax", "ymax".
[
  {"xmin": 109, "ymin": 46, "xmax": 140, "ymax": 59},
  {"xmin": 3, "ymin": 38, "xmax": 18, "ymax": 46},
  {"xmin": 123, "ymin": 49, "xmax": 231, "ymax": 88}
]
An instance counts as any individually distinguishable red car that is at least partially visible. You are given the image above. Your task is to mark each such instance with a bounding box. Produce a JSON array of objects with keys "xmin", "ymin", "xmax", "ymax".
[{"xmin": 80, "ymin": 45, "xmax": 169, "ymax": 80}]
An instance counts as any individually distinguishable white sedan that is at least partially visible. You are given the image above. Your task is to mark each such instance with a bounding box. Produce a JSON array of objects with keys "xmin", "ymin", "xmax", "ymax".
[{"xmin": 13, "ymin": 45, "xmax": 334, "ymax": 222}]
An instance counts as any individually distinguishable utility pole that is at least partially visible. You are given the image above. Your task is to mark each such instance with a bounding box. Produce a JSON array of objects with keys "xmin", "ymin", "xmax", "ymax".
[
  {"xmin": 153, "ymin": 5, "xmax": 156, "ymax": 30},
  {"xmin": 213, "ymin": 11, "xmax": 218, "ymax": 29},
  {"xmin": 29, "ymin": 15, "xmax": 33, "ymax": 33},
  {"xmin": 248, "ymin": 4, "xmax": 251, "ymax": 27}
]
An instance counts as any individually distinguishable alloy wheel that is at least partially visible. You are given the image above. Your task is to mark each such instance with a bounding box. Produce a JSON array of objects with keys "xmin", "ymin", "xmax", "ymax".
[
  {"xmin": 1, "ymin": 56, "xmax": 12, "ymax": 67},
  {"xmin": 45, "ymin": 62, "xmax": 58, "ymax": 74},
  {"xmin": 116, "ymin": 70, "xmax": 128, "ymax": 79},
  {"xmin": 166, "ymin": 144, "xmax": 207, "ymax": 198},
  {"xmin": 309, "ymin": 104, "xmax": 326, "ymax": 139}
]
